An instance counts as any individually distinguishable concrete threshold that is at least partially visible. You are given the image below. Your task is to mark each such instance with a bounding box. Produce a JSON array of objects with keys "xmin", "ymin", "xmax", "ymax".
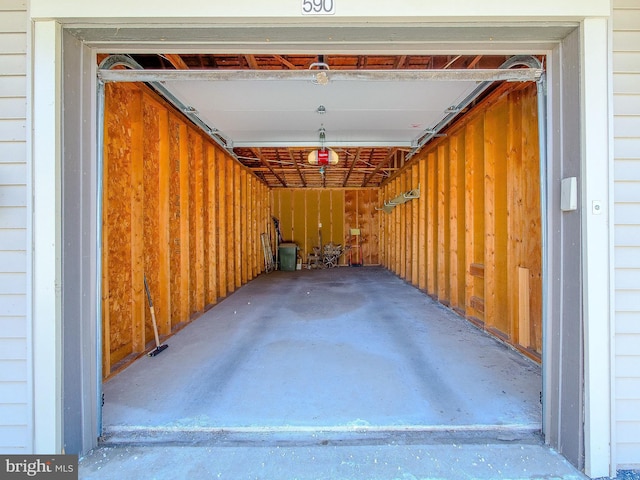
[{"xmin": 101, "ymin": 423, "xmax": 542, "ymax": 447}]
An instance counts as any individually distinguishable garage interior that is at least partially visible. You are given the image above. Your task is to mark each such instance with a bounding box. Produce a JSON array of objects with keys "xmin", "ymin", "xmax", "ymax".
[{"xmin": 99, "ymin": 53, "xmax": 543, "ymax": 439}]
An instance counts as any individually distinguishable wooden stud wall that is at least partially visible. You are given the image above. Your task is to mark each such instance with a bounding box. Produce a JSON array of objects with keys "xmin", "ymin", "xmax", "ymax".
[
  {"xmin": 271, "ymin": 188, "xmax": 379, "ymax": 266},
  {"xmin": 380, "ymin": 83, "xmax": 542, "ymax": 360},
  {"xmin": 102, "ymin": 83, "xmax": 270, "ymax": 378}
]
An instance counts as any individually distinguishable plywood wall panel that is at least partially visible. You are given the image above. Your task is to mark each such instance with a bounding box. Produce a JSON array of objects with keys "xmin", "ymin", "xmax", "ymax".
[
  {"xmin": 226, "ymin": 159, "xmax": 236, "ymax": 294},
  {"xmin": 400, "ymin": 178, "xmax": 408, "ymax": 276},
  {"xmin": 293, "ymin": 189, "xmax": 307, "ymax": 256},
  {"xmin": 484, "ymin": 100, "xmax": 510, "ymax": 338},
  {"xmin": 327, "ymin": 190, "xmax": 342, "ymax": 247},
  {"xmin": 234, "ymin": 163, "xmax": 242, "ymax": 288},
  {"xmin": 216, "ymin": 152, "xmax": 228, "ymax": 299},
  {"xmin": 426, "ymin": 152, "xmax": 437, "ymax": 296},
  {"xmin": 248, "ymin": 175, "xmax": 256, "ymax": 280},
  {"xmin": 380, "ymin": 184, "xmax": 388, "ymax": 267},
  {"xmin": 437, "ymin": 144, "xmax": 450, "ymax": 304},
  {"xmin": 399, "ymin": 172, "xmax": 407, "ymax": 280},
  {"xmin": 392, "ymin": 178, "xmax": 401, "ymax": 274},
  {"xmin": 168, "ymin": 116, "xmax": 183, "ymax": 331},
  {"xmin": 455, "ymin": 134, "xmax": 467, "ymax": 312},
  {"xmin": 157, "ymin": 108, "xmax": 171, "ymax": 335},
  {"xmin": 250, "ymin": 176, "xmax": 257, "ymax": 277},
  {"xmin": 395, "ymin": 178, "xmax": 402, "ymax": 274},
  {"xmin": 240, "ymin": 168, "xmax": 254, "ymax": 285},
  {"xmin": 465, "ymin": 117, "xmax": 485, "ymax": 325},
  {"xmin": 252, "ymin": 176, "xmax": 260, "ymax": 278},
  {"xmin": 449, "ymin": 132, "xmax": 466, "ymax": 313},
  {"xmin": 189, "ymin": 129, "xmax": 205, "ymax": 314},
  {"xmin": 271, "ymin": 189, "xmax": 280, "ymax": 233},
  {"xmin": 358, "ymin": 189, "xmax": 374, "ymax": 265},
  {"xmin": 129, "ymin": 86, "xmax": 146, "ymax": 357},
  {"xmin": 187, "ymin": 129, "xmax": 197, "ymax": 315},
  {"xmin": 204, "ymin": 144, "xmax": 217, "ymax": 307},
  {"xmin": 411, "ymin": 164, "xmax": 420, "ymax": 286},
  {"xmin": 507, "ymin": 91, "xmax": 525, "ymax": 345},
  {"xmin": 142, "ymin": 99, "xmax": 161, "ymax": 346},
  {"xmin": 521, "ymin": 86, "xmax": 543, "ymax": 353},
  {"xmin": 278, "ymin": 189, "xmax": 293, "ymax": 242},
  {"xmin": 345, "ymin": 189, "xmax": 360, "ymax": 264},
  {"xmin": 369, "ymin": 189, "xmax": 380, "ymax": 265},
  {"xmin": 196, "ymin": 137, "xmax": 206, "ymax": 310},
  {"xmin": 319, "ymin": 190, "xmax": 332, "ymax": 249},
  {"xmin": 178, "ymin": 124, "xmax": 191, "ymax": 325},
  {"xmin": 385, "ymin": 183, "xmax": 392, "ymax": 270},
  {"xmin": 418, "ymin": 158, "xmax": 428, "ymax": 292},
  {"xmin": 103, "ymin": 84, "xmax": 134, "ymax": 371},
  {"xmin": 307, "ymin": 190, "xmax": 320, "ymax": 252}
]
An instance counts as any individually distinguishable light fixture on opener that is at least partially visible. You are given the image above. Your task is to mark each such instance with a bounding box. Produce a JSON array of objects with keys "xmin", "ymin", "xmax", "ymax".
[
  {"xmin": 307, "ymin": 125, "xmax": 339, "ymax": 166},
  {"xmin": 309, "ymin": 61, "xmax": 330, "ymax": 85}
]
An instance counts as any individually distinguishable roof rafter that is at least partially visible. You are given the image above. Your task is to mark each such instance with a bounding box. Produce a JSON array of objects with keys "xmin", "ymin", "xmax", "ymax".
[
  {"xmin": 342, "ymin": 149, "xmax": 361, "ymax": 187},
  {"xmin": 274, "ymin": 55, "xmax": 297, "ymax": 69},
  {"xmin": 251, "ymin": 148, "xmax": 287, "ymax": 187},
  {"xmin": 288, "ymin": 149, "xmax": 307, "ymax": 187},
  {"xmin": 362, "ymin": 148, "xmax": 400, "ymax": 187}
]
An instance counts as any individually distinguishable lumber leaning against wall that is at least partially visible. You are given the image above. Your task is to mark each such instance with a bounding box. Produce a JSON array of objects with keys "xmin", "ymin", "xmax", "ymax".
[
  {"xmin": 380, "ymin": 82, "xmax": 542, "ymax": 361},
  {"xmin": 102, "ymin": 82, "xmax": 270, "ymax": 378}
]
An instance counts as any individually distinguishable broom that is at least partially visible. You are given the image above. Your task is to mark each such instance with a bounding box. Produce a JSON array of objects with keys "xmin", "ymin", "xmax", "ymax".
[{"xmin": 144, "ymin": 275, "xmax": 168, "ymax": 357}]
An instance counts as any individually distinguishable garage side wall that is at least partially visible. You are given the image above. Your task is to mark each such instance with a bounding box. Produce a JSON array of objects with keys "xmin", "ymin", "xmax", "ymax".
[
  {"xmin": 101, "ymin": 82, "xmax": 270, "ymax": 379},
  {"xmin": 613, "ymin": 0, "xmax": 640, "ymax": 468},
  {"xmin": 380, "ymin": 83, "xmax": 542, "ymax": 360}
]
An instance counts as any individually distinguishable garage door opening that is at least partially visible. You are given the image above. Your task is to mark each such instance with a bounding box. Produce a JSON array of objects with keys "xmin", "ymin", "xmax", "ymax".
[
  {"xmin": 102, "ymin": 267, "xmax": 541, "ymax": 443},
  {"xmin": 97, "ymin": 53, "xmax": 544, "ymax": 442}
]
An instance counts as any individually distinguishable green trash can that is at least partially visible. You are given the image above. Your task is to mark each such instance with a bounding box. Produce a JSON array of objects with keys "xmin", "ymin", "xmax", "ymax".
[{"xmin": 278, "ymin": 243, "xmax": 298, "ymax": 271}]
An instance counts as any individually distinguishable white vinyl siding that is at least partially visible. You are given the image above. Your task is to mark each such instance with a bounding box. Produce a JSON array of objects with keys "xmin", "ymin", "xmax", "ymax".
[
  {"xmin": 0, "ymin": 0, "xmax": 30, "ymax": 453},
  {"xmin": 613, "ymin": 0, "xmax": 640, "ymax": 469}
]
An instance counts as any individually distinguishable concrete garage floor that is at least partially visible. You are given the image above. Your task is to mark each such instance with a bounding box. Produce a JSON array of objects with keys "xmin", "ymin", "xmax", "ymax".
[
  {"xmin": 102, "ymin": 267, "xmax": 542, "ymax": 436},
  {"xmin": 79, "ymin": 267, "xmax": 598, "ymax": 479}
]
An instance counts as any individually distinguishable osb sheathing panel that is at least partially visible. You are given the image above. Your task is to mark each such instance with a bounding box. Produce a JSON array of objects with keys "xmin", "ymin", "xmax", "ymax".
[
  {"xmin": 348, "ymin": 189, "xmax": 379, "ymax": 266},
  {"xmin": 142, "ymin": 99, "xmax": 161, "ymax": 347},
  {"xmin": 188, "ymin": 129, "xmax": 206, "ymax": 315},
  {"xmin": 400, "ymin": 170, "xmax": 409, "ymax": 281},
  {"xmin": 102, "ymin": 83, "xmax": 141, "ymax": 372},
  {"xmin": 465, "ymin": 116, "xmax": 485, "ymax": 325},
  {"xmin": 102, "ymin": 83, "xmax": 269, "ymax": 379},
  {"xmin": 216, "ymin": 152, "xmax": 228, "ymax": 299},
  {"xmin": 234, "ymin": 163, "xmax": 242, "ymax": 289},
  {"xmin": 168, "ymin": 117, "xmax": 182, "ymax": 330},
  {"xmin": 226, "ymin": 159, "xmax": 236, "ymax": 294},
  {"xmin": 380, "ymin": 82, "xmax": 542, "ymax": 361},
  {"xmin": 321, "ymin": 191, "xmax": 338, "ymax": 251},
  {"xmin": 204, "ymin": 144, "xmax": 217, "ymax": 307}
]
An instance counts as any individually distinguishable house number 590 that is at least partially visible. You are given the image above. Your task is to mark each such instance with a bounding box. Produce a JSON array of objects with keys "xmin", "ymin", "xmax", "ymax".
[{"xmin": 302, "ymin": 0, "xmax": 335, "ymax": 15}]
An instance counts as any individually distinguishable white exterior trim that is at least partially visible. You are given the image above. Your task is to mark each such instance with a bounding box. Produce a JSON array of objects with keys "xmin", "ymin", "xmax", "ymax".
[
  {"xmin": 581, "ymin": 17, "xmax": 614, "ymax": 478},
  {"xmin": 29, "ymin": 0, "xmax": 610, "ymax": 20},
  {"xmin": 607, "ymin": 3, "xmax": 617, "ymax": 476},
  {"xmin": 31, "ymin": 19, "xmax": 62, "ymax": 454}
]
